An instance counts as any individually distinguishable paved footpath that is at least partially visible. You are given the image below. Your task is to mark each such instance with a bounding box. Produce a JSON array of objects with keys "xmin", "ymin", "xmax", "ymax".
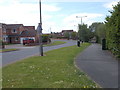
[{"xmin": 75, "ymin": 43, "xmax": 119, "ymax": 88}]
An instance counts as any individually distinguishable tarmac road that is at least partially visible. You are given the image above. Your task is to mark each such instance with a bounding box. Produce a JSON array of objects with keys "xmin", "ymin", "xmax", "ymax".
[{"xmin": 2, "ymin": 39, "xmax": 77, "ymax": 67}]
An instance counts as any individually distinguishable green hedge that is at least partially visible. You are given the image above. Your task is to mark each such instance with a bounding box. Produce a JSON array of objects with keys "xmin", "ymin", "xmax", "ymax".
[{"xmin": 42, "ymin": 34, "xmax": 51, "ymax": 43}]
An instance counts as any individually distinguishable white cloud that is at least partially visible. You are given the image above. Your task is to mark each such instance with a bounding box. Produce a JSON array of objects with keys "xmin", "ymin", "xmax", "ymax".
[
  {"xmin": 0, "ymin": 0, "xmax": 62, "ymax": 33},
  {"xmin": 42, "ymin": 4, "xmax": 61, "ymax": 12},
  {"xmin": 62, "ymin": 13, "xmax": 104, "ymax": 31},
  {"xmin": 42, "ymin": 0, "xmax": 119, "ymax": 2},
  {"xmin": 103, "ymin": 1, "xmax": 118, "ymax": 9},
  {"xmin": 0, "ymin": 0, "xmax": 108, "ymax": 33}
]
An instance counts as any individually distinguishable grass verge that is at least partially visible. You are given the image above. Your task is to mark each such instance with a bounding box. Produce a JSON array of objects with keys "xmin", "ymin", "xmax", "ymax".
[
  {"xmin": 43, "ymin": 41, "xmax": 66, "ymax": 47},
  {"xmin": 0, "ymin": 49, "xmax": 19, "ymax": 53},
  {"xmin": 2, "ymin": 43, "xmax": 98, "ymax": 88}
]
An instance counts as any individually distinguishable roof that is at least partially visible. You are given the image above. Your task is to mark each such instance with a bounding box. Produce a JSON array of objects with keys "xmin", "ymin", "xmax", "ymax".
[
  {"xmin": 62, "ymin": 30, "xmax": 74, "ymax": 33},
  {"xmin": 8, "ymin": 35, "xmax": 20, "ymax": 37},
  {"xmin": 23, "ymin": 26, "xmax": 35, "ymax": 31},
  {"xmin": 20, "ymin": 30, "xmax": 37, "ymax": 37},
  {"xmin": 6, "ymin": 24, "xmax": 23, "ymax": 29}
]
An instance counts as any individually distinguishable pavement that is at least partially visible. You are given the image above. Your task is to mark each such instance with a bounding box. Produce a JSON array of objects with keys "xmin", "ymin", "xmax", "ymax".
[
  {"xmin": 75, "ymin": 43, "xmax": 119, "ymax": 88},
  {"xmin": 2, "ymin": 39, "xmax": 77, "ymax": 67}
]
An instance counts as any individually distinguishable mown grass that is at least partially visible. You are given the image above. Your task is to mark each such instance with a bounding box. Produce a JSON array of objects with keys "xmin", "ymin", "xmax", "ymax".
[
  {"xmin": 0, "ymin": 49, "xmax": 19, "ymax": 53},
  {"xmin": 44, "ymin": 41, "xmax": 66, "ymax": 47},
  {"xmin": 2, "ymin": 43, "xmax": 99, "ymax": 88}
]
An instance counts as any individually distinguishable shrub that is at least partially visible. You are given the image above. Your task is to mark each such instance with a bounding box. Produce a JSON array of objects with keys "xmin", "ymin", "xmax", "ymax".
[{"xmin": 42, "ymin": 34, "xmax": 51, "ymax": 43}]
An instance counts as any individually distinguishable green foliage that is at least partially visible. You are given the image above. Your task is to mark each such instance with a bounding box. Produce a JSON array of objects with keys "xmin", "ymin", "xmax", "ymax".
[
  {"xmin": 78, "ymin": 24, "xmax": 92, "ymax": 42},
  {"xmin": 71, "ymin": 32, "xmax": 78, "ymax": 40},
  {"xmin": 89, "ymin": 22, "xmax": 105, "ymax": 43},
  {"xmin": 42, "ymin": 34, "xmax": 51, "ymax": 43},
  {"xmin": 0, "ymin": 49, "xmax": 19, "ymax": 53},
  {"xmin": 64, "ymin": 32, "xmax": 70, "ymax": 39},
  {"xmin": 105, "ymin": 2, "xmax": 120, "ymax": 57},
  {"xmin": 96, "ymin": 24, "xmax": 106, "ymax": 39},
  {"xmin": 96, "ymin": 23, "xmax": 106, "ymax": 43}
]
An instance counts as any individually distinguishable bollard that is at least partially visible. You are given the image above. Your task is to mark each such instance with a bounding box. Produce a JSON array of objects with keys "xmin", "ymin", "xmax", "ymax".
[
  {"xmin": 77, "ymin": 40, "xmax": 80, "ymax": 47},
  {"xmin": 102, "ymin": 39, "xmax": 106, "ymax": 50}
]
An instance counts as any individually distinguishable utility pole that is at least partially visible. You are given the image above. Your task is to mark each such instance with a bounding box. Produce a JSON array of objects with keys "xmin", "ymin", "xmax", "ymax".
[{"xmin": 39, "ymin": 0, "xmax": 43, "ymax": 56}]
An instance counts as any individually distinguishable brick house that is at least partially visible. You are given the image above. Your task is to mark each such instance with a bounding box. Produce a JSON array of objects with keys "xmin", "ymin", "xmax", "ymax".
[
  {"xmin": 61, "ymin": 30, "xmax": 74, "ymax": 39},
  {"xmin": 20, "ymin": 26, "xmax": 38, "ymax": 44},
  {"xmin": 6, "ymin": 24, "xmax": 24, "ymax": 44},
  {"xmin": 1, "ymin": 23, "xmax": 38, "ymax": 44},
  {"xmin": 1, "ymin": 23, "xmax": 8, "ymax": 43},
  {"xmin": 0, "ymin": 23, "xmax": 2, "ymax": 40}
]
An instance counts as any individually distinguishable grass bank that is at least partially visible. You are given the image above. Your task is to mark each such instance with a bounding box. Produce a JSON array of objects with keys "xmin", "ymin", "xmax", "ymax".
[
  {"xmin": 2, "ymin": 43, "xmax": 98, "ymax": 88},
  {"xmin": 0, "ymin": 49, "xmax": 19, "ymax": 53},
  {"xmin": 43, "ymin": 41, "xmax": 66, "ymax": 47}
]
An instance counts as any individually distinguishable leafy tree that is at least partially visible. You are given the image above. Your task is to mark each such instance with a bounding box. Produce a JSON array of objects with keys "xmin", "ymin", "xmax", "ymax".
[
  {"xmin": 78, "ymin": 24, "xmax": 91, "ymax": 42},
  {"xmin": 89, "ymin": 22, "xmax": 104, "ymax": 43},
  {"xmin": 105, "ymin": 2, "xmax": 120, "ymax": 57},
  {"xmin": 96, "ymin": 23, "xmax": 106, "ymax": 43},
  {"xmin": 71, "ymin": 32, "xmax": 77, "ymax": 40},
  {"xmin": 42, "ymin": 34, "xmax": 51, "ymax": 43},
  {"xmin": 64, "ymin": 32, "xmax": 70, "ymax": 39}
]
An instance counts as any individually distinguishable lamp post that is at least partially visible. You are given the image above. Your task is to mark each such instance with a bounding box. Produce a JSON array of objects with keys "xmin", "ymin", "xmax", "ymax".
[
  {"xmin": 76, "ymin": 16, "xmax": 87, "ymax": 25},
  {"xmin": 37, "ymin": 0, "xmax": 43, "ymax": 56},
  {"xmin": 76, "ymin": 16, "xmax": 87, "ymax": 41}
]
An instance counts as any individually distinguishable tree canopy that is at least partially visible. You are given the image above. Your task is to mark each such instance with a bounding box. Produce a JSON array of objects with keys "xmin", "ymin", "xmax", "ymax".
[{"xmin": 105, "ymin": 2, "xmax": 120, "ymax": 57}]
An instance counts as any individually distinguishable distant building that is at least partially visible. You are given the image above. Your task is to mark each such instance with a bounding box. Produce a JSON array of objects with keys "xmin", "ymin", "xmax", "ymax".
[
  {"xmin": 61, "ymin": 30, "xmax": 74, "ymax": 39},
  {"xmin": 61, "ymin": 30, "xmax": 74, "ymax": 33},
  {"xmin": 0, "ymin": 23, "xmax": 2, "ymax": 40},
  {"xmin": 20, "ymin": 29, "xmax": 38, "ymax": 44},
  {"xmin": 50, "ymin": 30, "xmax": 77, "ymax": 40},
  {"xmin": 0, "ymin": 23, "xmax": 38, "ymax": 44},
  {"xmin": 6, "ymin": 24, "xmax": 24, "ymax": 44}
]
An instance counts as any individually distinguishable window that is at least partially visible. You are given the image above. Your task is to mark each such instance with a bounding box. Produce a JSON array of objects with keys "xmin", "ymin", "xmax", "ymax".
[
  {"xmin": 3, "ymin": 36, "xmax": 8, "ymax": 42},
  {"xmin": 12, "ymin": 29, "xmax": 17, "ymax": 33},
  {"xmin": 15, "ymin": 37, "xmax": 19, "ymax": 41},
  {"xmin": 3, "ymin": 28, "xmax": 6, "ymax": 33}
]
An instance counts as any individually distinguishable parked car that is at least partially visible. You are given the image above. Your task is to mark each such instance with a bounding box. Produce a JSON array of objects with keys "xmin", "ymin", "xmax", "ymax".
[{"xmin": 23, "ymin": 38, "xmax": 34, "ymax": 45}]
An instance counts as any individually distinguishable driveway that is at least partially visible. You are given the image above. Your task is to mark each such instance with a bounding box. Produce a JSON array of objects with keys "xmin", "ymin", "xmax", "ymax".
[{"xmin": 2, "ymin": 39, "xmax": 77, "ymax": 67}]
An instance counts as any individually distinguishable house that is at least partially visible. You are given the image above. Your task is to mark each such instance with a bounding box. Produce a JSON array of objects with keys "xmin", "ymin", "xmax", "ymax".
[
  {"xmin": 20, "ymin": 26, "xmax": 38, "ymax": 44},
  {"xmin": 6, "ymin": 24, "xmax": 24, "ymax": 44},
  {"xmin": 0, "ymin": 23, "xmax": 2, "ymax": 40},
  {"xmin": 50, "ymin": 30, "xmax": 77, "ymax": 39},
  {"xmin": 61, "ymin": 30, "xmax": 74, "ymax": 39},
  {"xmin": 1, "ymin": 23, "xmax": 8, "ymax": 43},
  {"xmin": 1, "ymin": 23, "xmax": 38, "ymax": 44},
  {"xmin": 62, "ymin": 30, "xmax": 74, "ymax": 33}
]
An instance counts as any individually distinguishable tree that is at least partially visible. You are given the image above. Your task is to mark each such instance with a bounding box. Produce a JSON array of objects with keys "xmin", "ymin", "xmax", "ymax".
[
  {"xmin": 71, "ymin": 32, "xmax": 77, "ymax": 40},
  {"xmin": 105, "ymin": 2, "xmax": 120, "ymax": 57},
  {"xmin": 64, "ymin": 32, "xmax": 70, "ymax": 40},
  {"xmin": 96, "ymin": 23, "xmax": 106, "ymax": 43},
  {"xmin": 89, "ymin": 22, "xmax": 104, "ymax": 43},
  {"xmin": 78, "ymin": 24, "xmax": 91, "ymax": 42}
]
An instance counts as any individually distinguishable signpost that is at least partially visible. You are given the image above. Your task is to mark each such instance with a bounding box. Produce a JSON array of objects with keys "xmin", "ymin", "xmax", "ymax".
[{"xmin": 37, "ymin": 0, "xmax": 43, "ymax": 56}]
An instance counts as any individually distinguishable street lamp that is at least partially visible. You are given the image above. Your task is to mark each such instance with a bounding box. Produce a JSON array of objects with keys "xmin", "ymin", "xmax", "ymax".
[
  {"xmin": 76, "ymin": 16, "xmax": 87, "ymax": 25},
  {"xmin": 37, "ymin": 0, "xmax": 43, "ymax": 56},
  {"xmin": 76, "ymin": 16, "xmax": 87, "ymax": 41}
]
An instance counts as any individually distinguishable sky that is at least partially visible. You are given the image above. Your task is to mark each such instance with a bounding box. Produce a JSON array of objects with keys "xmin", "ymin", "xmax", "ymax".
[{"xmin": 0, "ymin": 0, "xmax": 119, "ymax": 33}]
